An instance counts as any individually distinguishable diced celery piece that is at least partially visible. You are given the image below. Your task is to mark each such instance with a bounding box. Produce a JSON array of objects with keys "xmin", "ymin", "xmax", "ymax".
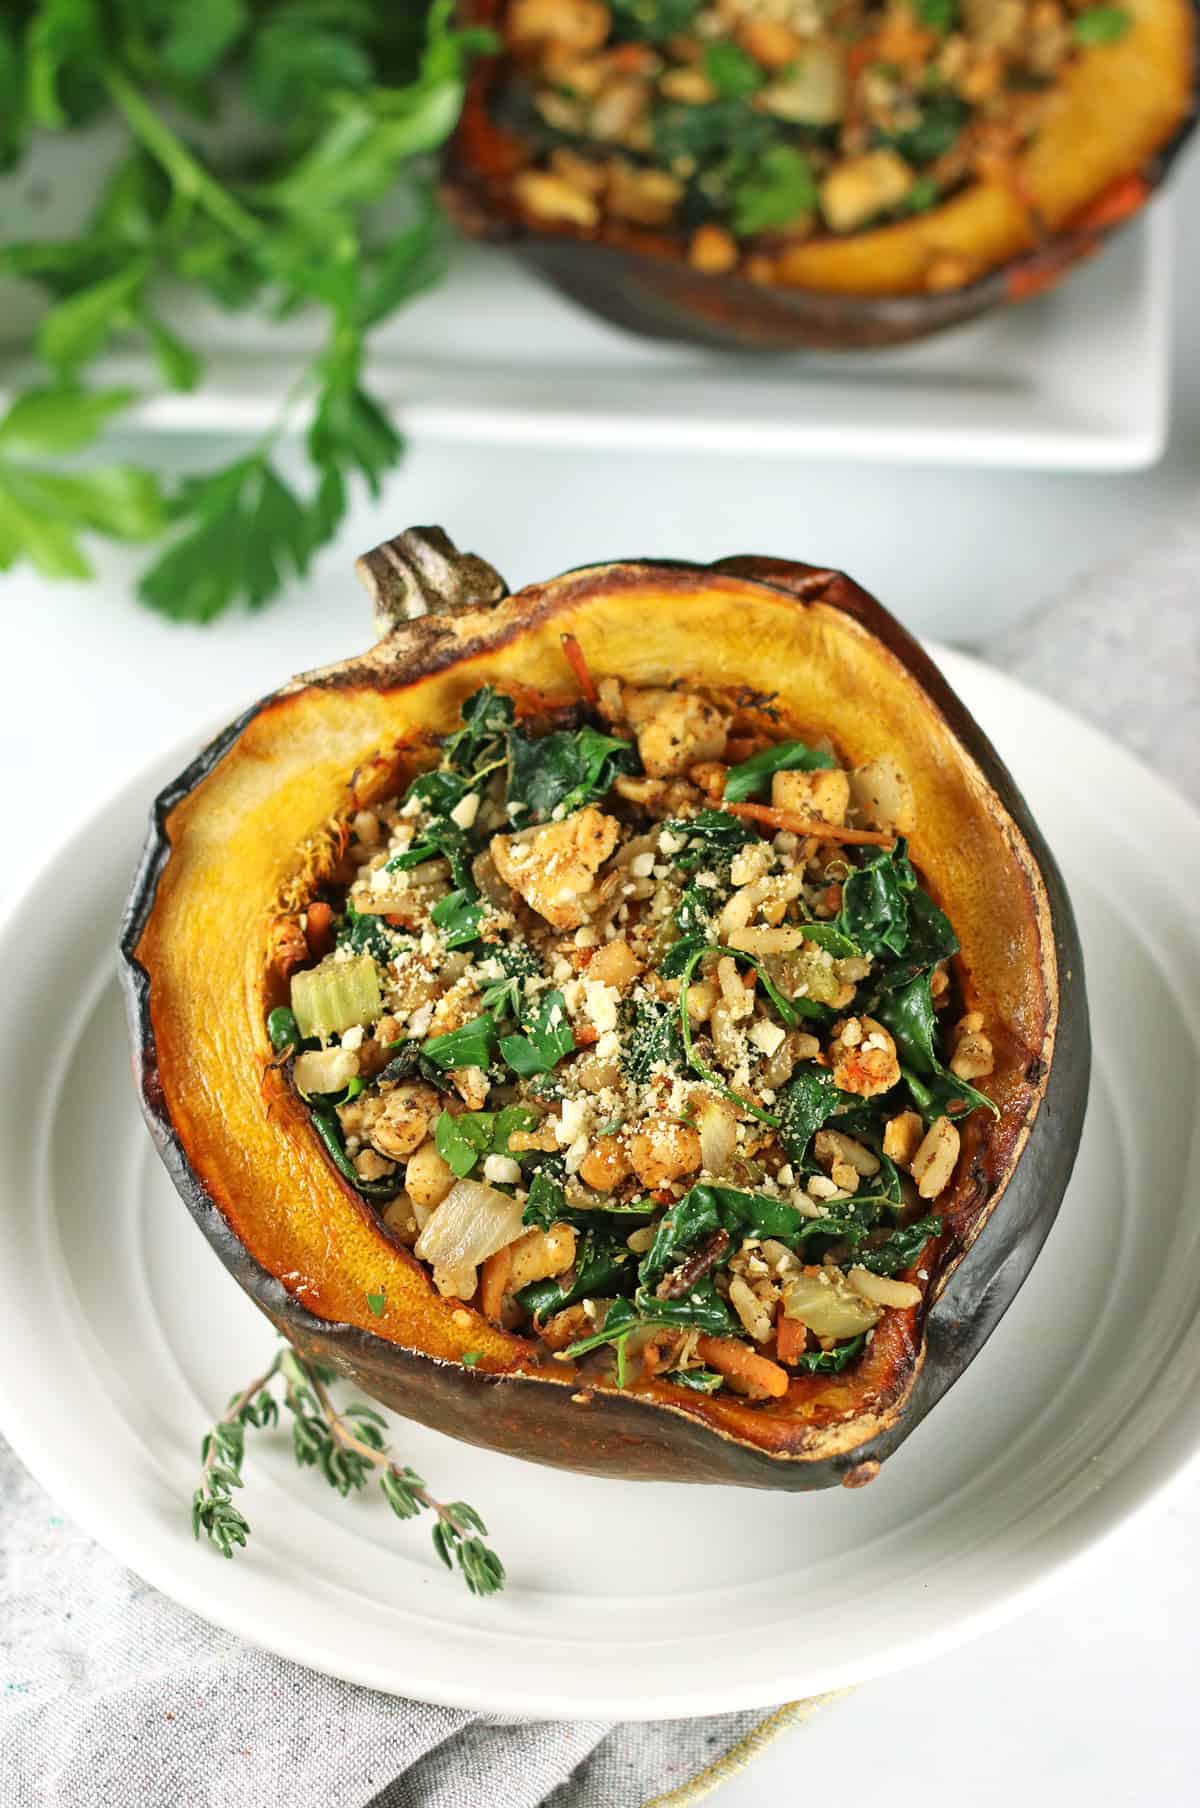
[{"xmin": 291, "ymin": 952, "xmax": 381, "ymax": 1041}]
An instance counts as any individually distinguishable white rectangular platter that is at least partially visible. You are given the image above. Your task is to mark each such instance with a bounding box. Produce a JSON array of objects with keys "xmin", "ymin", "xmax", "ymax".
[{"xmin": 0, "ymin": 133, "xmax": 1171, "ymax": 472}]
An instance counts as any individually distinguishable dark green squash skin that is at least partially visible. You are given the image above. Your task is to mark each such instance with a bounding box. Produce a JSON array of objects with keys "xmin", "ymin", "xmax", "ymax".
[{"xmin": 119, "ymin": 551, "xmax": 1089, "ymax": 1491}]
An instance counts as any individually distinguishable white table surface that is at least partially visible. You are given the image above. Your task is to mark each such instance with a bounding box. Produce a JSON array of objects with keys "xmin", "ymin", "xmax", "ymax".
[{"xmin": 2, "ymin": 141, "xmax": 1197, "ymax": 1807}]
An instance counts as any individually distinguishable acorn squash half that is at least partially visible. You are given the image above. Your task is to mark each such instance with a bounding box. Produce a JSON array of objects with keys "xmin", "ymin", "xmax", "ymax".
[
  {"xmin": 443, "ymin": 0, "xmax": 1197, "ymax": 350},
  {"xmin": 120, "ymin": 533, "xmax": 1089, "ymax": 1489}
]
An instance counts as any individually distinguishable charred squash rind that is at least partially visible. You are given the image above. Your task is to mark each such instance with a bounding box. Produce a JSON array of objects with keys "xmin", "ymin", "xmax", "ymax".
[
  {"xmin": 443, "ymin": 0, "xmax": 1197, "ymax": 350},
  {"xmin": 120, "ymin": 540, "xmax": 1089, "ymax": 1489}
]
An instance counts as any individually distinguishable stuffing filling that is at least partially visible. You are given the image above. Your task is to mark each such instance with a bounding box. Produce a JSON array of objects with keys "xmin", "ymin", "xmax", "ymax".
[
  {"xmin": 267, "ymin": 651, "xmax": 998, "ymax": 1401},
  {"xmin": 494, "ymin": 0, "xmax": 1132, "ymax": 289}
]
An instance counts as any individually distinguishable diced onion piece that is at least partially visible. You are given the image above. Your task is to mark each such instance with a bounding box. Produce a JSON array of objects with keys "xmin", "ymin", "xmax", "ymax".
[
  {"xmin": 697, "ymin": 1096, "xmax": 738, "ymax": 1176},
  {"xmin": 291, "ymin": 952, "xmax": 382, "ymax": 1040},
  {"xmin": 782, "ymin": 1269, "xmax": 880, "ymax": 1339},
  {"xmin": 293, "ymin": 1045, "xmax": 360, "ymax": 1098},
  {"xmin": 414, "ymin": 1179, "xmax": 526, "ymax": 1299}
]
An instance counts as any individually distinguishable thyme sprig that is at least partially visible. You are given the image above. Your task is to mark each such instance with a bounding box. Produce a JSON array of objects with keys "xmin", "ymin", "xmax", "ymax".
[{"xmin": 191, "ymin": 1343, "xmax": 505, "ymax": 1597}]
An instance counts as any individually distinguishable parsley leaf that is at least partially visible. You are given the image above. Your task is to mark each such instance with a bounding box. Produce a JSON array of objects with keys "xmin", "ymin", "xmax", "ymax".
[
  {"xmin": 137, "ymin": 455, "xmax": 312, "ymax": 622},
  {"xmin": 731, "ymin": 145, "xmax": 818, "ymax": 237},
  {"xmin": 703, "ymin": 41, "xmax": 765, "ymax": 100},
  {"xmin": 0, "ymin": 384, "xmax": 163, "ymax": 579},
  {"xmin": 421, "ymin": 1013, "xmax": 497, "ymax": 1073},
  {"xmin": 499, "ymin": 991, "xmax": 575, "ymax": 1076},
  {"xmin": 434, "ymin": 1105, "xmax": 538, "ymax": 1178},
  {"xmin": 2, "ymin": 1, "xmax": 490, "ymax": 616}
]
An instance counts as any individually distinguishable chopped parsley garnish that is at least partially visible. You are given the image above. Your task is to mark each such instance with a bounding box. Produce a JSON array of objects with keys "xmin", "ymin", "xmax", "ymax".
[{"xmin": 499, "ymin": 990, "xmax": 575, "ymax": 1076}]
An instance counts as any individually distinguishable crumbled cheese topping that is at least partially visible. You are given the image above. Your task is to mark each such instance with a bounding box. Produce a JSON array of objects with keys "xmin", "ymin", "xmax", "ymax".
[
  {"xmin": 450, "ymin": 791, "xmax": 480, "ymax": 830},
  {"xmin": 748, "ymin": 1019, "xmax": 786, "ymax": 1057},
  {"xmin": 582, "ymin": 979, "xmax": 619, "ymax": 1034}
]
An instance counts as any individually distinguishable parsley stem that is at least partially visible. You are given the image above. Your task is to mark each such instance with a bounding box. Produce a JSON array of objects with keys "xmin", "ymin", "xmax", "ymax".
[{"xmin": 105, "ymin": 70, "xmax": 262, "ymax": 247}]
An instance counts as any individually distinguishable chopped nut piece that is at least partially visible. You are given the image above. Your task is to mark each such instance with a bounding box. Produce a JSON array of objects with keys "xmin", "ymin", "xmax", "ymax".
[
  {"xmin": 513, "ymin": 169, "xmax": 600, "ymax": 229},
  {"xmin": 630, "ymin": 690, "xmax": 727, "ymax": 779},
  {"xmin": 508, "ymin": 1223, "xmax": 577, "ymax": 1292},
  {"xmin": 848, "ymin": 1267, "xmax": 923, "ymax": 1309},
  {"xmin": 883, "ymin": 1110, "xmax": 924, "ymax": 1167},
  {"xmin": 814, "ymin": 1128, "xmax": 880, "ymax": 1177},
  {"xmin": 951, "ymin": 1012, "xmax": 994, "ymax": 1080},
  {"xmin": 508, "ymin": 0, "xmax": 610, "ymax": 54},
  {"xmin": 405, "ymin": 1138, "xmax": 455, "ymax": 1210},
  {"xmin": 354, "ymin": 1148, "xmax": 395, "ymax": 1182},
  {"xmin": 820, "ymin": 151, "xmax": 913, "ymax": 234},
  {"xmin": 911, "ymin": 1116, "xmax": 961, "ymax": 1199}
]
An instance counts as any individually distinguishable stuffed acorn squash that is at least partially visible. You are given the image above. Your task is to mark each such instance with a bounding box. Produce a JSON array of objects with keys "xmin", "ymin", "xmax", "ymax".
[
  {"xmin": 443, "ymin": 0, "xmax": 1198, "ymax": 348},
  {"xmin": 121, "ymin": 531, "xmax": 1089, "ymax": 1489}
]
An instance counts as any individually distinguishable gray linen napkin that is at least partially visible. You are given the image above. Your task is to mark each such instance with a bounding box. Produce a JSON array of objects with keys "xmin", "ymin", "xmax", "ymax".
[{"xmin": 3, "ymin": 510, "xmax": 1197, "ymax": 1808}]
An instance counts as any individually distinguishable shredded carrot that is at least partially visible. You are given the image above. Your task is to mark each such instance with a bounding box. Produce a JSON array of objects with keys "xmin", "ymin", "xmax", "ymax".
[
  {"xmin": 695, "ymin": 1335, "xmax": 789, "ymax": 1399},
  {"xmin": 560, "ymin": 632, "xmax": 600, "ymax": 704},
  {"xmin": 725, "ymin": 802, "xmax": 896, "ymax": 847},
  {"xmin": 480, "ymin": 1245, "xmax": 512, "ymax": 1326},
  {"xmin": 775, "ymin": 1307, "xmax": 808, "ymax": 1367},
  {"xmin": 305, "ymin": 900, "xmax": 336, "ymax": 959}
]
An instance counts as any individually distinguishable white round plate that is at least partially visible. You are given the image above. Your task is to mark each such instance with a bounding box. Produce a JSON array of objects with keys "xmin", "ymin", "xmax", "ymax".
[{"xmin": 2, "ymin": 649, "xmax": 1199, "ymax": 1719}]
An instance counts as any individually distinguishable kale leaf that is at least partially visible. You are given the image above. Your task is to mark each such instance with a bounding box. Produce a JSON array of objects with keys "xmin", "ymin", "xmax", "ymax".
[
  {"xmin": 620, "ymin": 998, "xmax": 685, "ymax": 1084},
  {"xmin": 336, "ymin": 908, "xmax": 405, "ymax": 962},
  {"xmin": 632, "ymin": 1278, "xmax": 736, "ymax": 1337},
  {"xmin": 506, "ymin": 724, "xmax": 636, "ymax": 824},
  {"xmin": 664, "ymin": 1367, "xmax": 725, "ymax": 1393},
  {"xmin": 479, "ymin": 941, "xmax": 541, "ymax": 1018},
  {"xmin": 787, "ymin": 1335, "xmax": 867, "ymax": 1374},
  {"xmin": 837, "ymin": 839, "xmax": 916, "ymax": 957},
  {"xmin": 875, "ymin": 973, "xmax": 996, "ymax": 1120},
  {"xmin": 776, "ymin": 1069, "xmax": 850, "ymax": 1165},
  {"xmin": 610, "ymin": 0, "xmax": 703, "ymax": 41},
  {"xmin": 517, "ymin": 1226, "xmax": 636, "ymax": 1320},
  {"xmin": 661, "ymin": 809, "xmax": 756, "ymax": 872},
  {"xmin": 854, "ymin": 1215, "xmax": 943, "ymax": 1277},
  {"xmin": 429, "ymin": 887, "xmax": 484, "ymax": 949},
  {"xmin": 387, "ymin": 816, "xmax": 475, "ymax": 892}
]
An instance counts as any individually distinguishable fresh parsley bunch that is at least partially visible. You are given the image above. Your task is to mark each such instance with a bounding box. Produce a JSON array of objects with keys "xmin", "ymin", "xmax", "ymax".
[{"xmin": 0, "ymin": 1, "xmax": 491, "ymax": 620}]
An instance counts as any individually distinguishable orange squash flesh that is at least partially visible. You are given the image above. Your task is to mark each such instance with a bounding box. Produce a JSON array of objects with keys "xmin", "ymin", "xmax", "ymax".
[{"xmin": 123, "ymin": 547, "xmax": 1089, "ymax": 1488}]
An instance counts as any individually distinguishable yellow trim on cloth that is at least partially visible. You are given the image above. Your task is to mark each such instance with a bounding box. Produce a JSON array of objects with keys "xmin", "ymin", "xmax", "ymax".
[{"xmin": 640, "ymin": 1693, "xmax": 847, "ymax": 1807}]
